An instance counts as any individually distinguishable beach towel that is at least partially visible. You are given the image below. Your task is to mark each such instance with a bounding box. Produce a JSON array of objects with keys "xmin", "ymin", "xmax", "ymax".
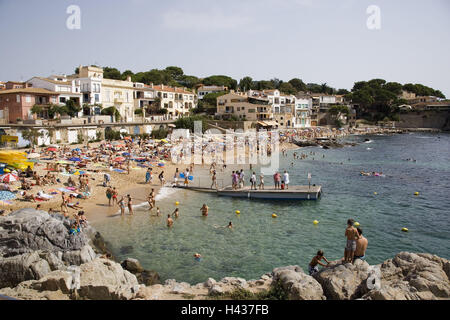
[{"xmin": 0, "ymin": 191, "xmax": 16, "ymax": 200}]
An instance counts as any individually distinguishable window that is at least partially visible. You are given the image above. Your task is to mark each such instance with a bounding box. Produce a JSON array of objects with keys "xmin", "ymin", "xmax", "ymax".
[
  {"xmin": 95, "ymin": 94, "xmax": 99, "ymax": 102},
  {"xmin": 16, "ymin": 95, "xmax": 20, "ymax": 103},
  {"xmin": 25, "ymin": 95, "xmax": 31, "ymax": 103},
  {"xmin": 59, "ymin": 97, "xmax": 66, "ymax": 103},
  {"xmin": 163, "ymin": 93, "xmax": 168, "ymax": 98}
]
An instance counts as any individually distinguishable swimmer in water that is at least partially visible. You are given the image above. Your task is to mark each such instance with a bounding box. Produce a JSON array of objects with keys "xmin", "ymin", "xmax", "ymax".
[
  {"xmin": 227, "ymin": 221, "xmax": 233, "ymax": 229},
  {"xmin": 200, "ymin": 204, "xmax": 209, "ymax": 216},
  {"xmin": 156, "ymin": 207, "xmax": 160, "ymax": 216},
  {"xmin": 172, "ymin": 208, "xmax": 179, "ymax": 218},
  {"xmin": 167, "ymin": 214, "xmax": 173, "ymax": 227},
  {"xmin": 194, "ymin": 253, "xmax": 201, "ymax": 261}
]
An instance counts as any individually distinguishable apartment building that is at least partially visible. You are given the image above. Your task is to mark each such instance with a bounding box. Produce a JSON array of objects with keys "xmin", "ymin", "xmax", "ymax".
[
  {"xmin": 0, "ymin": 82, "xmax": 5, "ymax": 90},
  {"xmin": 216, "ymin": 92, "xmax": 272, "ymax": 122},
  {"xmin": 293, "ymin": 95, "xmax": 312, "ymax": 128},
  {"xmin": 197, "ymin": 85, "xmax": 227, "ymax": 99},
  {"xmin": 27, "ymin": 76, "xmax": 82, "ymax": 110},
  {"xmin": 153, "ymin": 85, "xmax": 196, "ymax": 117},
  {"xmin": 0, "ymin": 87, "xmax": 59, "ymax": 123},
  {"xmin": 102, "ymin": 77, "xmax": 135, "ymax": 122},
  {"xmin": 77, "ymin": 66, "xmax": 103, "ymax": 115}
]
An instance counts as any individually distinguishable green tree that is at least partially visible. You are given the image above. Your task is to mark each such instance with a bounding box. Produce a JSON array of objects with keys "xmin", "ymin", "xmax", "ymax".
[
  {"xmin": 21, "ymin": 129, "xmax": 41, "ymax": 148},
  {"xmin": 288, "ymin": 78, "xmax": 307, "ymax": 92},
  {"xmin": 103, "ymin": 67, "xmax": 122, "ymax": 80},
  {"xmin": 279, "ymin": 82, "xmax": 296, "ymax": 95},
  {"xmin": 121, "ymin": 70, "xmax": 134, "ymax": 81},
  {"xmin": 174, "ymin": 115, "xmax": 208, "ymax": 133},
  {"xmin": 202, "ymin": 75, "xmax": 238, "ymax": 90},
  {"xmin": 239, "ymin": 76, "xmax": 253, "ymax": 91},
  {"xmin": 165, "ymin": 66, "xmax": 184, "ymax": 81}
]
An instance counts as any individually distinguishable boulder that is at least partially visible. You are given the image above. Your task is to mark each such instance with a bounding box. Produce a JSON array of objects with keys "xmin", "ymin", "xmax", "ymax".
[
  {"xmin": 121, "ymin": 258, "xmax": 144, "ymax": 273},
  {"xmin": 120, "ymin": 258, "xmax": 160, "ymax": 286},
  {"xmin": 0, "ymin": 252, "xmax": 51, "ymax": 288},
  {"xmin": 272, "ymin": 265, "xmax": 325, "ymax": 300},
  {"xmin": 77, "ymin": 258, "xmax": 139, "ymax": 300},
  {"xmin": 62, "ymin": 245, "xmax": 96, "ymax": 265},
  {"xmin": 31, "ymin": 270, "xmax": 74, "ymax": 294},
  {"xmin": 0, "ymin": 209, "xmax": 90, "ymax": 258},
  {"xmin": 362, "ymin": 252, "xmax": 450, "ymax": 300},
  {"xmin": 313, "ymin": 259, "xmax": 370, "ymax": 300}
]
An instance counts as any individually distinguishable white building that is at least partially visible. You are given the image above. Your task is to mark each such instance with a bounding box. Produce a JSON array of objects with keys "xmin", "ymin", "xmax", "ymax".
[
  {"xmin": 153, "ymin": 85, "xmax": 196, "ymax": 118},
  {"xmin": 77, "ymin": 66, "xmax": 103, "ymax": 115},
  {"xmin": 293, "ymin": 96, "xmax": 312, "ymax": 128},
  {"xmin": 26, "ymin": 76, "xmax": 82, "ymax": 107},
  {"xmin": 197, "ymin": 85, "xmax": 227, "ymax": 99}
]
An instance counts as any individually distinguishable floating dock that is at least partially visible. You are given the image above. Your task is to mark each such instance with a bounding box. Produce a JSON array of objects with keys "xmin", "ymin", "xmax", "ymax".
[{"xmin": 173, "ymin": 185, "xmax": 322, "ymax": 200}]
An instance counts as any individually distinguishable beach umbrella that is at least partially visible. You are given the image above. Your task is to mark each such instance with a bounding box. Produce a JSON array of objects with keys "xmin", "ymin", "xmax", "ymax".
[
  {"xmin": 114, "ymin": 157, "xmax": 125, "ymax": 162},
  {"xmin": 69, "ymin": 157, "xmax": 81, "ymax": 162},
  {"xmin": 27, "ymin": 153, "xmax": 41, "ymax": 159},
  {"xmin": 0, "ymin": 173, "xmax": 19, "ymax": 183},
  {"xmin": 46, "ymin": 147, "xmax": 58, "ymax": 152}
]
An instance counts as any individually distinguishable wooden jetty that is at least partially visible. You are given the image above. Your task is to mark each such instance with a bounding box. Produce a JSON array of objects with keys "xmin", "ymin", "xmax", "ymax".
[{"xmin": 174, "ymin": 185, "xmax": 322, "ymax": 200}]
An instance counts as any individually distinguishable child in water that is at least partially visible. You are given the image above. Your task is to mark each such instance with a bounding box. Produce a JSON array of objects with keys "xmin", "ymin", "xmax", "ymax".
[{"xmin": 194, "ymin": 253, "xmax": 201, "ymax": 261}]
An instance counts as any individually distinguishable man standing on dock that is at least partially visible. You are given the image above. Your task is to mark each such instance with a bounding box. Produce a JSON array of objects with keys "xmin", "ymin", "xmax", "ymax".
[{"xmin": 273, "ymin": 172, "xmax": 281, "ymax": 190}]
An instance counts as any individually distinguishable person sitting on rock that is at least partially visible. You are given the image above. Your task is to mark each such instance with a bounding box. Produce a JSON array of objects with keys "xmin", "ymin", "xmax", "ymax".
[{"xmin": 308, "ymin": 250, "xmax": 330, "ymax": 276}]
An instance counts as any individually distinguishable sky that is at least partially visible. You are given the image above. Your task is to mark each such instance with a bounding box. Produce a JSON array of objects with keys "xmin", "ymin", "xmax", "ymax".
[{"xmin": 0, "ymin": 0, "xmax": 449, "ymax": 96}]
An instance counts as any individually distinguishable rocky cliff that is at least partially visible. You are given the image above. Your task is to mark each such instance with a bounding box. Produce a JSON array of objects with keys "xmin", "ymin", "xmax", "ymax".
[{"xmin": 0, "ymin": 209, "xmax": 449, "ymax": 300}]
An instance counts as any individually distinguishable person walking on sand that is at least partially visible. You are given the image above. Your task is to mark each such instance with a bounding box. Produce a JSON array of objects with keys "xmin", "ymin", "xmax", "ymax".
[
  {"xmin": 308, "ymin": 250, "xmax": 330, "ymax": 276},
  {"xmin": 127, "ymin": 194, "xmax": 133, "ymax": 215},
  {"xmin": 344, "ymin": 219, "xmax": 360, "ymax": 263},
  {"xmin": 167, "ymin": 214, "xmax": 173, "ymax": 227},
  {"xmin": 112, "ymin": 187, "xmax": 118, "ymax": 206},
  {"xmin": 106, "ymin": 187, "xmax": 113, "ymax": 206},
  {"xmin": 145, "ymin": 168, "xmax": 152, "ymax": 184},
  {"xmin": 200, "ymin": 204, "xmax": 209, "ymax": 217},
  {"xmin": 354, "ymin": 227, "xmax": 368, "ymax": 262},
  {"xmin": 158, "ymin": 171, "xmax": 165, "ymax": 186}
]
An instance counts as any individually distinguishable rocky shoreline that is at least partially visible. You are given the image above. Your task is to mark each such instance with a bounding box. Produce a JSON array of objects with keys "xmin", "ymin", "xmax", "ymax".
[{"xmin": 0, "ymin": 209, "xmax": 449, "ymax": 300}]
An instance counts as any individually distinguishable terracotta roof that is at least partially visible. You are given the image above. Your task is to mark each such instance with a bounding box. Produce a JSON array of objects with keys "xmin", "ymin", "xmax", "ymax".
[
  {"xmin": 152, "ymin": 85, "xmax": 193, "ymax": 95},
  {"xmin": 0, "ymin": 87, "xmax": 58, "ymax": 95}
]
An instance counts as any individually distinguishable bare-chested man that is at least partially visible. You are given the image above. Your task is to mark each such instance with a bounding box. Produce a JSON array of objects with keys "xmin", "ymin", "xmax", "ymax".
[
  {"xmin": 344, "ymin": 219, "xmax": 360, "ymax": 263},
  {"xmin": 167, "ymin": 214, "xmax": 173, "ymax": 227},
  {"xmin": 354, "ymin": 227, "xmax": 368, "ymax": 261},
  {"xmin": 200, "ymin": 204, "xmax": 209, "ymax": 217},
  {"xmin": 309, "ymin": 250, "xmax": 330, "ymax": 276}
]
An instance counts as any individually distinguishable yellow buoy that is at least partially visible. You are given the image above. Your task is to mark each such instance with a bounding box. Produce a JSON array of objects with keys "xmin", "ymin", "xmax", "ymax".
[
  {"xmin": 313, "ymin": 220, "xmax": 319, "ymax": 225},
  {"xmin": 175, "ymin": 201, "xmax": 179, "ymax": 206},
  {"xmin": 272, "ymin": 214, "xmax": 277, "ymax": 218},
  {"xmin": 235, "ymin": 210, "xmax": 240, "ymax": 214},
  {"xmin": 374, "ymin": 192, "xmax": 377, "ymax": 195},
  {"xmin": 414, "ymin": 192, "xmax": 419, "ymax": 196},
  {"xmin": 402, "ymin": 227, "xmax": 409, "ymax": 232},
  {"xmin": 354, "ymin": 222, "xmax": 360, "ymax": 227}
]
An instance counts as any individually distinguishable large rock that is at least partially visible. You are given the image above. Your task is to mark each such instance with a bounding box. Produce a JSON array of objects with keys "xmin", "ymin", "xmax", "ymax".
[
  {"xmin": 362, "ymin": 252, "xmax": 450, "ymax": 300},
  {"xmin": 0, "ymin": 252, "xmax": 51, "ymax": 288},
  {"xmin": 77, "ymin": 258, "xmax": 140, "ymax": 300},
  {"xmin": 272, "ymin": 265, "xmax": 325, "ymax": 300},
  {"xmin": 62, "ymin": 245, "xmax": 96, "ymax": 265},
  {"xmin": 313, "ymin": 259, "xmax": 371, "ymax": 300},
  {"xmin": 0, "ymin": 209, "xmax": 90, "ymax": 258},
  {"xmin": 120, "ymin": 258, "xmax": 160, "ymax": 286}
]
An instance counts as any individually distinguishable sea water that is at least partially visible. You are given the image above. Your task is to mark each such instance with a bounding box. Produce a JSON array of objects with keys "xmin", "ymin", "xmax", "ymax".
[{"xmin": 93, "ymin": 132, "xmax": 450, "ymax": 284}]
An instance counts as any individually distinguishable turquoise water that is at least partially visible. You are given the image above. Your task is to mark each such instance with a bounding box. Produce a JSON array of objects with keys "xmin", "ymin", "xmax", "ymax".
[{"xmin": 94, "ymin": 133, "xmax": 450, "ymax": 284}]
